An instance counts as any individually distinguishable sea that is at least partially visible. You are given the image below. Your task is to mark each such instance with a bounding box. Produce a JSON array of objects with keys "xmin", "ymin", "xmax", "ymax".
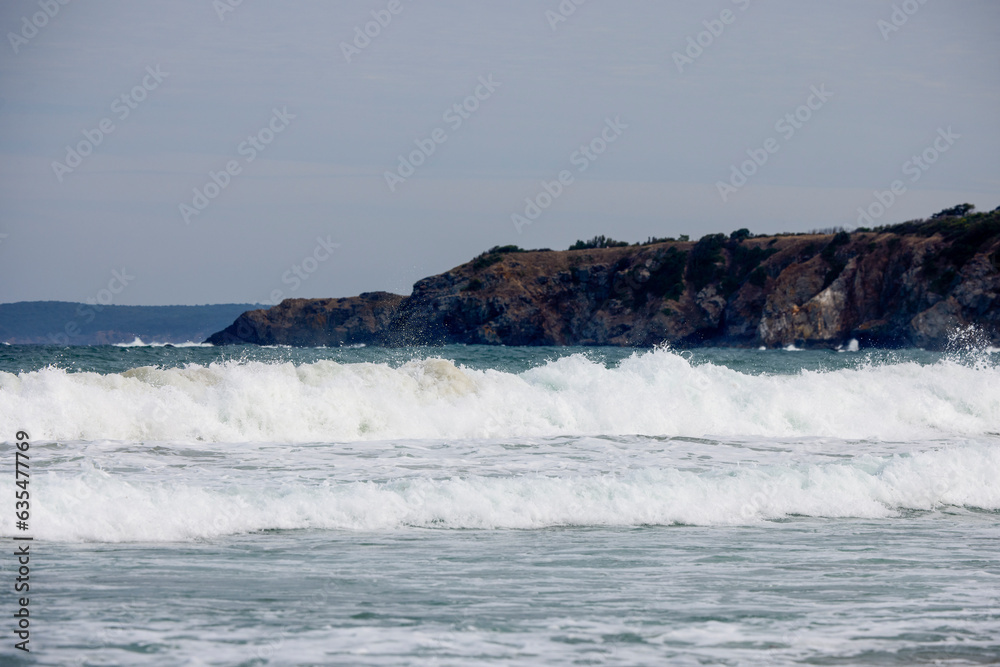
[{"xmin": 0, "ymin": 342, "xmax": 998, "ymax": 666}]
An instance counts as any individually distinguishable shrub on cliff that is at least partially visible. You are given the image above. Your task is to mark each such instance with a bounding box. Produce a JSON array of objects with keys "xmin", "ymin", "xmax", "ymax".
[
  {"xmin": 894, "ymin": 207, "xmax": 999, "ymax": 268},
  {"xmin": 646, "ymin": 247, "xmax": 688, "ymax": 301},
  {"xmin": 686, "ymin": 234, "xmax": 727, "ymax": 290},
  {"xmin": 471, "ymin": 245, "xmax": 525, "ymax": 271},
  {"xmin": 685, "ymin": 232, "xmax": 779, "ymax": 296},
  {"xmin": 616, "ymin": 246, "xmax": 689, "ymax": 310},
  {"xmin": 487, "ymin": 245, "xmax": 525, "ymax": 254},
  {"xmin": 942, "ymin": 215, "xmax": 1000, "ymax": 269},
  {"xmin": 820, "ymin": 231, "xmax": 851, "ymax": 289},
  {"xmin": 748, "ymin": 266, "xmax": 769, "ymax": 288},
  {"xmin": 931, "ymin": 203, "xmax": 975, "ymax": 219},
  {"xmin": 569, "ymin": 235, "xmax": 629, "ymax": 250},
  {"xmin": 472, "ymin": 254, "xmax": 503, "ymax": 271},
  {"xmin": 874, "ymin": 204, "xmax": 986, "ymax": 237},
  {"xmin": 722, "ymin": 242, "xmax": 778, "ymax": 295}
]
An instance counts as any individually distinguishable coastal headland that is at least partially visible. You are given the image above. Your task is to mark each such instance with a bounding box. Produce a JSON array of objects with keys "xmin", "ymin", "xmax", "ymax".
[{"xmin": 207, "ymin": 206, "xmax": 1000, "ymax": 349}]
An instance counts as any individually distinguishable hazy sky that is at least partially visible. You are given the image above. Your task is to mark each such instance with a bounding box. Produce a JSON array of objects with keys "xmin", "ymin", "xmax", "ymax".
[{"xmin": 1, "ymin": 1, "xmax": 998, "ymax": 305}]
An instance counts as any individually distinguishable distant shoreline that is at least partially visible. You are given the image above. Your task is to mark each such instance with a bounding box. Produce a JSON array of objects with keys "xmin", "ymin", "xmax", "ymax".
[{"xmin": 0, "ymin": 302, "xmax": 262, "ymax": 345}]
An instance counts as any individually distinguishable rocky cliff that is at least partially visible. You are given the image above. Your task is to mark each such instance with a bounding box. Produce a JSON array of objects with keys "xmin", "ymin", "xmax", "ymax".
[{"xmin": 207, "ymin": 208, "xmax": 1000, "ymax": 349}]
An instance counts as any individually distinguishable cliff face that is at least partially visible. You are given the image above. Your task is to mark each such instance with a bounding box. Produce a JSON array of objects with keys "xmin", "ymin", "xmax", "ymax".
[
  {"xmin": 207, "ymin": 212, "xmax": 1000, "ymax": 349},
  {"xmin": 205, "ymin": 292, "xmax": 404, "ymax": 346}
]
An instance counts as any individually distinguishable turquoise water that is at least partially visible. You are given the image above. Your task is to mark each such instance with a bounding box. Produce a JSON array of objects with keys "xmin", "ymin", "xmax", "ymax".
[
  {"xmin": 0, "ymin": 344, "xmax": 998, "ymax": 664},
  {"xmin": 0, "ymin": 342, "xmax": 947, "ymax": 376}
]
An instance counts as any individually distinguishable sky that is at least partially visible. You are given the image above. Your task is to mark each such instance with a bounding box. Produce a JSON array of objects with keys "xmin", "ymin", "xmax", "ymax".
[{"xmin": 0, "ymin": 0, "xmax": 998, "ymax": 306}]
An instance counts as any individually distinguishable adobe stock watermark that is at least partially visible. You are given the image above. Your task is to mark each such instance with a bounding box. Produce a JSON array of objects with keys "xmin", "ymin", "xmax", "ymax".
[
  {"xmin": 855, "ymin": 126, "xmax": 959, "ymax": 227},
  {"xmin": 263, "ymin": 235, "xmax": 341, "ymax": 306},
  {"xmin": 179, "ymin": 106, "xmax": 295, "ymax": 224},
  {"xmin": 213, "ymin": 0, "xmax": 245, "ymax": 22},
  {"xmin": 7, "ymin": 0, "xmax": 70, "ymax": 55},
  {"xmin": 545, "ymin": 0, "xmax": 586, "ymax": 31},
  {"xmin": 65, "ymin": 598, "xmax": 149, "ymax": 666},
  {"xmin": 716, "ymin": 84, "xmax": 832, "ymax": 203},
  {"xmin": 48, "ymin": 268, "xmax": 135, "ymax": 344},
  {"xmin": 384, "ymin": 75, "xmax": 501, "ymax": 192},
  {"xmin": 249, "ymin": 625, "xmax": 293, "ymax": 662},
  {"xmin": 341, "ymin": 0, "xmax": 411, "ymax": 63},
  {"xmin": 246, "ymin": 578, "xmax": 343, "ymax": 661},
  {"xmin": 877, "ymin": 0, "xmax": 929, "ymax": 40},
  {"xmin": 511, "ymin": 116, "xmax": 628, "ymax": 234},
  {"xmin": 673, "ymin": 0, "xmax": 752, "ymax": 73},
  {"xmin": 52, "ymin": 65, "xmax": 169, "ymax": 183}
]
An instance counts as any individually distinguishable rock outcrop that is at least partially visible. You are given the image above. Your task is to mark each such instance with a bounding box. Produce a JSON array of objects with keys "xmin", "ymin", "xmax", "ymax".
[
  {"xmin": 205, "ymin": 292, "xmax": 404, "ymax": 346},
  {"xmin": 207, "ymin": 210, "xmax": 1000, "ymax": 349}
]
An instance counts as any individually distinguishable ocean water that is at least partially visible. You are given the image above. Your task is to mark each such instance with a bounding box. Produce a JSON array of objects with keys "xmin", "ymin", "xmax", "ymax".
[{"xmin": 0, "ymin": 344, "xmax": 998, "ymax": 665}]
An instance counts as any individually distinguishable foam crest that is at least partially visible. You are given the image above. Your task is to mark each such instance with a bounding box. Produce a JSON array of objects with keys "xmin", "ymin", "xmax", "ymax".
[
  {"xmin": 114, "ymin": 337, "xmax": 212, "ymax": 347},
  {"xmin": 1, "ymin": 350, "xmax": 999, "ymax": 442},
  {"xmin": 11, "ymin": 444, "xmax": 999, "ymax": 542}
]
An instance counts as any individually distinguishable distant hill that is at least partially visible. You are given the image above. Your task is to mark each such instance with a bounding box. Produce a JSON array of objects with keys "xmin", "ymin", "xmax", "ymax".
[{"xmin": 0, "ymin": 302, "xmax": 263, "ymax": 345}]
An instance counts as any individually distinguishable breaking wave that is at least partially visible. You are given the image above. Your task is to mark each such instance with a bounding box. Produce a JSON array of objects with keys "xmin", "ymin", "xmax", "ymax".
[
  {"xmin": 1, "ymin": 349, "xmax": 999, "ymax": 442},
  {"xmin": 13, "ymin": 442, "xmax": 1000, "ymax": 541},
  {"xmin": 113, "ymin": 337, "xmax": 213, "ymax": 348}
]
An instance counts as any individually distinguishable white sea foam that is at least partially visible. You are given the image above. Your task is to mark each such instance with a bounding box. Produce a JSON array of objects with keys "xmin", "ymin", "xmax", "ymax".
[
  {"xmin": 10, "ymin": 443, "xmax": 999, "ymax": 542},
  {"xmin": 838, "ymin": 338, "xmax": 860, "ymax": 352},
  {"xmin": 2, "ymin": 349, "xmax": 999, "ymax": 443},
  {"xmin": 113, "ymin": 337, "xmax": 212, "ymax": 348}
]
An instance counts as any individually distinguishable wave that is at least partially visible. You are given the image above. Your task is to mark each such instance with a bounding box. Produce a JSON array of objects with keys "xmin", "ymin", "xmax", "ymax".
[
  {"xmin": 1, "ymin": 349, "xmax": 998, "ymax": 442},
  {"xmin": 10, "ymin": 443, "xmax": 999, "ymax": 542},
  {"xmin": 113, "ymin": 337, "xmax": 213, "ymax": 348}
]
